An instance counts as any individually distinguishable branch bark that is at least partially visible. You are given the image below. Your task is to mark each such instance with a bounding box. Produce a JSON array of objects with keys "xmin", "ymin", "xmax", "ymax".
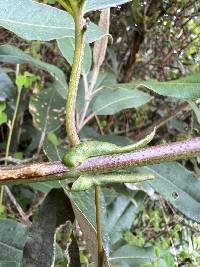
[{"xmin": 0, "ymin": 137, "xmax": 200, "ymax": 185}]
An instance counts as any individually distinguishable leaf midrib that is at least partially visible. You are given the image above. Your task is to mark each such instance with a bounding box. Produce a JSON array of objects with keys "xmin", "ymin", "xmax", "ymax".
[{"xmin": 0, "ymin": 240, "xmax": 21, "ymax": 253}]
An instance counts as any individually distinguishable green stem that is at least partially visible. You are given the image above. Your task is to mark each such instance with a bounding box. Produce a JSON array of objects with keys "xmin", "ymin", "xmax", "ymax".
[
  {"xmin": 5, "ymin": 95, "xmax": 22, "ymax": 165},
  {"xmin": 0, "ymin": 186, "xmax": 3, "ymax": 206},
  {"xmin": 62, "ymin": 3, "xmax": 104, "ymax": 264},
  {"xmin": 66, "ymin": 9, "xmax": 85, "ymax": 146},
  {"xmin": 5, "ymin": 88, "xmax": 22, "ymax": 164},
  {"xmin": 95, "ymin": 186, "xmax": 104, "ymax": 267},
  {"xmin": 57, "ymin": 0, "xmax": 73, "ymax": 16}
]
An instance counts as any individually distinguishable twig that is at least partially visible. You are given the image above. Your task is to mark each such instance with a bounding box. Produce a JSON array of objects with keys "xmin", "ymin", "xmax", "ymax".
[
  {"xmin": 94, "ymin": 114, "xmax": 104, "ymax": 135},
  {"xmin": 0, "ymin": 137, "xmax": 200, "ymax": 185},
  {"xmin": 0, "ymin": 156, "xmax": 34, "ymax": 164},
  {"xmin": 4, "ymin": 185, "xmax": 31, "ymax": 226}
]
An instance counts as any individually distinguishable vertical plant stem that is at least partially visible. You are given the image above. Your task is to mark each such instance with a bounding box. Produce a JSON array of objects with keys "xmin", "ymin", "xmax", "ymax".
[
  {"xmin": 0, "ymin": 65, "xmax": 21, "ymax": 205},
  {"xmin": 95, "ymin": 185, "xmax": 104, "ymax": 267},
  {"xmin": 0, "ymin": 185, "xmax": 3, "ymax": 206},
  {"xmin": 66, "ymin": 10, "xmax": 85, "ymax": 146},
  {"xmin": 63, "ymin": 4, "xmax": 105, "ymax": 265},
  {"xmin": 5, "ymin": 87, "xmax": 22, "ymax": 165}
]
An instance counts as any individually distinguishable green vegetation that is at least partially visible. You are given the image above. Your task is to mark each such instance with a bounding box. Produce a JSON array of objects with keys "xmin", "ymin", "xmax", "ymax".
[{"xmin": 0, "ymin": 0, "xmax": 200, "ymax": 266}]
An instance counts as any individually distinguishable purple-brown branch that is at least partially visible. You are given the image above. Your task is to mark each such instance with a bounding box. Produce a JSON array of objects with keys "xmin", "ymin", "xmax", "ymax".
[{"xmin": 0, "ymin": 137, "xmax": 200, "ymax": 185}]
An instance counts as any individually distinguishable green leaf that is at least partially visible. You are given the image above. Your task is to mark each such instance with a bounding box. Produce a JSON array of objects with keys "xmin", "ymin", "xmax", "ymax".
[
  {"xmin": 140, "ymin": 72, "xmax": 200, "ymax": 100},
  {"xmin": 0, "ymin": 68, "xmax": 15, "ymax": 101},
  {"xmin": 43, "ymin": 138, "xmax": 66, "ymax": 161},
  {"xmin": 76, "ymin": 71, "xmax": 117, "ymax": 113},
  {"xmin": 13, "ymin": 152, "xmax": 23, "ymax": 160},
  {"xmin": 57, "ymin": 37, "xmax": 92, "ymax": 74},
  {"xmin": 187, "ymin": 100, "xmax": 200, "ymax": 124},
  {"xmin": 30, "ymin": 181, "xmax": 61, "ymax": 193},
  {"xmin": 106, "ymin": 193, "xmax": 143, "ymax": 246},
  {"xmin": 92, "ymin": 87, "xmax": 151, "ymax": 115},
  {"xmin": 163, "ymin": 252, "xmax": 174, "ymax": 267},
  {"xmin": 0, "ymin": 0, "xmax": 73, "ymax": 41},
  {"xmin": 0, "ymin": 0, "xmax": 104, "ymax": 43},
  {"xmin": 110, "ymin": 244, "xmax": 169, "ymax": 267},
  {"xmin": 144, "ymin": 162, "xmax": 200, "ymax": 222},
  {"xmin": 96, "ymin": 133, "xmax": 132, "ymax": 145},
  {"xmin": 0, "ymin": 219, "xmax": 27, "ymax": 266},
  {"xmin": 0, "ymin": 102, "xmax": 7, "ymax": 125},
  {"xmin": 60, "ymin": 186, "xmax": 109, "ymax": 265},
  {"xmin": 0, "ymin": 45, "xmax": 67, "ymax": 98},
  {"xmin": 84, "ymin": 0, "xmax": 131, "ymax": 13},
  {"xmin": 29, "ymin": 84, "xmax": 65, "ymax": 133},
  {"xmin": 60, "ymin": 180, "xmax": 144, "ymax": 264},
  {"xmin": 47, "ymin": 131, "xmax": 61, "ymax": 146},
  {"xmin": 23, "ymin": 189, "xmax": 75, "ymax": 267},
  {"xmin": 28, "ymin": 85, "xmax": 64, "ymax": 192},
  {"xmin": 0, "ymin": 262, "xmax": 20, "ymax": 267},
  {"xmin": 93, "ymin": 71, "xmax": 117, "ymax": 91},
  {"xmin": 16, "ymin": 72, "xmax": 39, "ymax": 90}
]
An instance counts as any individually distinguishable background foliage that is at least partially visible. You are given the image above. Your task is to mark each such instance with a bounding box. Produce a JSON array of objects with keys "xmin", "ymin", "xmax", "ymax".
[{"xmin": 0, "ymin": 0, "xmax": 200, "ymax": 266}]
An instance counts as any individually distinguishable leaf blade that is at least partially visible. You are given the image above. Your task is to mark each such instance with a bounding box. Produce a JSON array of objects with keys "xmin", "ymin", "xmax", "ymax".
[
  {"xmin": 92, "ymin": 87, "xmax": 151, "ymax": 115},
  {"xmin": 0, "ymin": 0, "xmax": 105, "ymax": 43}
]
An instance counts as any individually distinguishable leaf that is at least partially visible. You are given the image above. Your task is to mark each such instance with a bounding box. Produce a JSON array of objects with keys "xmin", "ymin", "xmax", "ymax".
[
  {"xmin": 0, "ymin": 68, "xmax": 15, "ymax": 101},
  {"xmin": 110, "ymin": 244, "xmax": 169, "ymax": 267},
  {"xmin": 43, "ymin": 137, "xmax": 66, "ymax": 161},
  {"xmin": 0, "ymin": 112, "xmax": 7, "ymax": 125},
  {"xmin": 76, "ymin": 71, "xmax": 117, "ymax": 114},
  {"xmin": 187, "ymin": 100, "xmax": 200, "ymax": 124},
  {"xmin": 61, "ymin": 178, "xmax": 144, "ymax": 265},
  {"xmin": 29, "ymin": 84, "xmax": 65, "ymax": 133},
  {"xmin": 29, "ymin": 85, "xmax": 65, "ymax": 192},
  {"xmin": 84, "ymin": 0, "xmax": 131, "ymax": 13},
  {"xmin": 30, "ymin": 181, "xmax": 61, "ymax": 193},
  {"xmin": 0, "ymin": 0, "xmax": 104, "ymax": 43},
  {"xmin": 106, "ymin": 193, "xmax": 143, "ymax": 246},
  {"xmin": 96, "ymin": 134, "xmax": 132, "ymax": 145},
  {"xmin": 47, "ymin": 131, "xmax": 61, "ymax": 146},
  {"xmin": 0, "ymin": 102, "xmax": 7, "ymax": 125},
  {"xmin": 144, "ymin": 162, "xmax": 200, "ymax": 222},
  {"xmin": 22, "ymin": 189, "xmax": 75, "ymax": 267},
  {"xmin": 60, "ymin": 184, "xmax": 110, "ymax": 266},
  {"xmin": 0, "ymin": 45, "xmax": 67, "ymax": 98},
  {"xmin": 0, "ymin": 219, "xmax": 27, "ymax": 267},
  {"xmin": 140, "ymin": 72, "xmax": 200, "ymax": 100},
  {"xmin": 93, "ymin": 71, "xmax": 117, "ymax": 90},
  {"xmin": 57, "ymin": 37, "xmax": 92, "ymax": 74},
  {"xmin": 92, "ymin": 87, "xmax": 151, "ymax": 115},
  {"xmin": 16, "ymin": 72, "xmax": 39, "ymax": 90},
  {"xmin": 0, "ymin": 262, "xmax": 20, "ymax": 267}
]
